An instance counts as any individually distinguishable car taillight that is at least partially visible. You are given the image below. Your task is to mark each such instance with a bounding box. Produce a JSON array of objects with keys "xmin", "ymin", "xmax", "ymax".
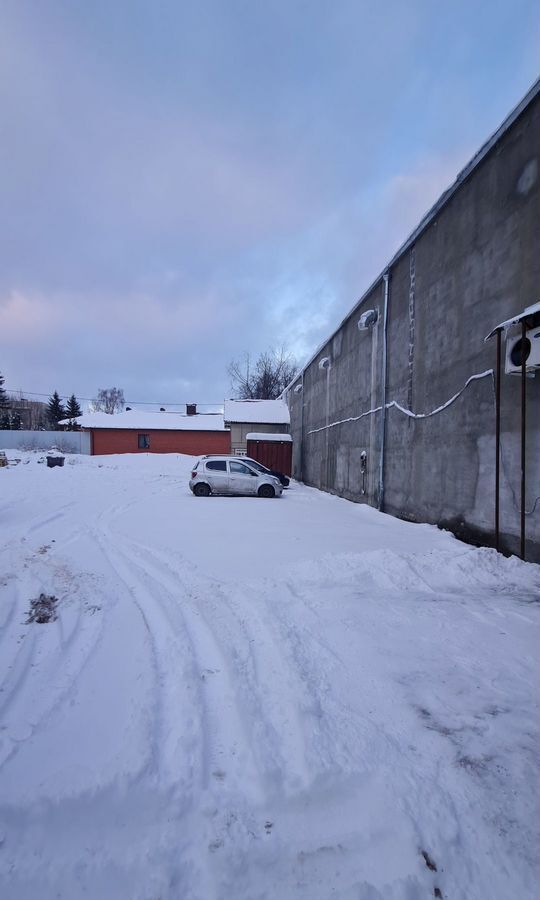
[{"xmin": 191, "ymin": 470, "xmax": 197, "ymax": 478}]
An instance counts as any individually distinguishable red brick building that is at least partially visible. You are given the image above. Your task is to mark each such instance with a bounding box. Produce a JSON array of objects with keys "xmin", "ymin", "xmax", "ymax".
[{"xmin": 64, "ymin": 408, "xmax": 231, "ymax": 456}]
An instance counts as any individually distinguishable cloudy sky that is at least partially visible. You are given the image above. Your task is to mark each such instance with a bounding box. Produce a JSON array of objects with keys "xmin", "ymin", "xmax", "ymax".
[{"xmin": 1, "ymin": 0, "xmax": 539, "ymax": 410}]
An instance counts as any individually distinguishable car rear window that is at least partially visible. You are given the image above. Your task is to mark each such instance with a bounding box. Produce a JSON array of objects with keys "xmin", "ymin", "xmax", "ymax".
[{"xmin": 206, "ymin": 460, "xmax": 227, "ymax": 471}]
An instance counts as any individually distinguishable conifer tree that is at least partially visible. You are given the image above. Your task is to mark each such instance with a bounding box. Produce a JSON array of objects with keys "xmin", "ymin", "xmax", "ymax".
[
  {"xmin": 47, "ymin": 391, "xmax": 66, "ymax": 429},
  {"xmin": 0, "ymin": 372, "xmax": 9, "ymax": 409},
  {"xmin": 65, "ymin": 394, "xmax": 82, "ymax": 428}
]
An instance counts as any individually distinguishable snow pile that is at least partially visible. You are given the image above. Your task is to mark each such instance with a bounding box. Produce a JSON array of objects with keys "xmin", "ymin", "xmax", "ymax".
[{"xmin": 0, "ymin": 451, "xmax": 538, "ymax": 899}]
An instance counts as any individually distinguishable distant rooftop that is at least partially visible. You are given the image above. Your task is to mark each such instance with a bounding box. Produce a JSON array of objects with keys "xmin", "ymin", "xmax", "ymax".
[
  {"xmin": 223, "ymin": 398, "xmax": 290, "ymax": 425},
  {"xmin": 60, "ymin": 410, "xmax": 227, "ymax": 432}
]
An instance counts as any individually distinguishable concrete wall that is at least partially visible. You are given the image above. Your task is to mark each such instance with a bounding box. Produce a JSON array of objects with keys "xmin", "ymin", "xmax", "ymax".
[
  {"xmin": 287, "ymin": 86, "xmax": 540, "ymax": 562},
  {"xmin": 90, "ymin": 428, "xmax": 231, "ymax": 456},
  {"xmin": 0, "ymin": 430, "xmax": 91, "ymax": 454}
]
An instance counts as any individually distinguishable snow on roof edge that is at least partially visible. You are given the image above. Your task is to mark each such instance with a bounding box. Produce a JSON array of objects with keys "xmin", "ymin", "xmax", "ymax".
[
  {"xmin": 223, "ymin": 398, "xmax": 290, "ymax": 424},
  {"xmin": 246, "ymin": 432, "xmax": 292, "ymax": 442},
  {"xmin": 59, "ymin": 411, "xmax": 228, "ymax": 432}
]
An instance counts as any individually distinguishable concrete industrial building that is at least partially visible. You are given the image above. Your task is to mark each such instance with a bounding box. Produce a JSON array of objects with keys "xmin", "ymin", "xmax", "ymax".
[{"xmin": 285, "ymin": 80, "xmax": 540, "ymax": 562}]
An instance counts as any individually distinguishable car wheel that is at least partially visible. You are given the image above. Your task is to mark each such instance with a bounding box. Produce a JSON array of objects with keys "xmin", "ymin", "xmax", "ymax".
[
  {"xmin": 258, "ymin": 484, "xmax": 275, "ymax": 498},
  {"xmin": 193, "ymin": 482, "xmax": 211, "ymax": 497}
]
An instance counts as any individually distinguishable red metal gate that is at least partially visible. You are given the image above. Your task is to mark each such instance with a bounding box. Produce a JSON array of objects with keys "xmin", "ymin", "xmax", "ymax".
[{"xmin": 246, "ymin": 436, "xmax": 293, "ymax": 477}]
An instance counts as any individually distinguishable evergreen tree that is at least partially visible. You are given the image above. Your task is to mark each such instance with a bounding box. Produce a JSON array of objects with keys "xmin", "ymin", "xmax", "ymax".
[
  {"xmin": 0, "ymin": 411, "xmax": 10, "ymax": 430},
  {"xmin": 67, "ymin": 394, "xmax": 82, "ymax": 418},
  {"xmin": 10, "ymin": 411, "xmax": 22, "ymax": 430},
  {"xmin": 47, "ymin": 391, "xmax": 66, "ymax": 429},
  {"xmin": 0, "ymin": 372, "xmax": 9, "ymax": 409},
  {"xmin": 65, "ymin": 394, "xmax": 82, "ymax": 428}
]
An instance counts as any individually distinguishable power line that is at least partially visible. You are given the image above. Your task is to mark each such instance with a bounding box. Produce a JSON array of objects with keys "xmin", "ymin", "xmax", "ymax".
[{"xmin": 5, "ymin": 388, "xmax": 223, "ymax": 406}]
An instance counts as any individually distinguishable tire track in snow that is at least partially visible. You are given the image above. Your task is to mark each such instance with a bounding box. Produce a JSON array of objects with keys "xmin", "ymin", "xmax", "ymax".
[
  {"xmin": 109, "ymin": 536, "xmax": 264, "ymax": 799},
  {"xmin": 0, "ymin": 612, "xmax": 38, "ymax": 723},
  {"xmin": 91, "ymin": 524, "xmax": 198, "ymax": 790},
  {"xmin": 127, "ymin": 539, "xmax": 313, "ymax": 794},
  {"xmin": 93, "ymin": 528, "xmax": 276, "ymax": 898},
  {"xmin": 0, "ymin": 550, "xmax": 107, "ymax": 772}
]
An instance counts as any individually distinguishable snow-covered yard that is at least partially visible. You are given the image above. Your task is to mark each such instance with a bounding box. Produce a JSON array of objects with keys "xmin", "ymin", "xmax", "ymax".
[{"xmin": 0, "ymin": 451, "xmax": 538, "ymax": 900}]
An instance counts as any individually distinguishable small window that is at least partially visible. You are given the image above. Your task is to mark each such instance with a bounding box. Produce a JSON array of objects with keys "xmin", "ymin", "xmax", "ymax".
[
  {"xmin": 206, "ymin": 460, "xmax": 227, "ymax": 471},
  {"xmin": 138, "ymin": 433, "xmax": 150, "ymax": 449},
  {"xmin": 230, "ymin": 461, "xmax": 255, "ymax": 475}
]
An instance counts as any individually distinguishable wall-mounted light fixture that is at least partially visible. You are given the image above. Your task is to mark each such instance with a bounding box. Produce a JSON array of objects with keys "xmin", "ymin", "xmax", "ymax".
[
  {"xmin": 318, "ymin": 356, "xmax": 331, "ymax": 370},
  {"xmin": 293, "ymin": 383, "xmax": 303, "ymax": 393},
  {"xmin": 357, "ymin": 309, "xmax": 378, "ymax": 330}
]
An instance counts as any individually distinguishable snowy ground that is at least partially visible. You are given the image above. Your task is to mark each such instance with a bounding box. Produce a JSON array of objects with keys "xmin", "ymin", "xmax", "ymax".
[{"xmin": 0, "ymin": 451, "xmax": 539, "ymax": 900}]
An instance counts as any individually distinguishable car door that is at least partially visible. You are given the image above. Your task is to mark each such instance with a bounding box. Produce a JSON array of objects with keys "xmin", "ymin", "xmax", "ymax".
[
  {"xmin": 228, "ymin": 460, "xmax": 259, "ymax": 495},
  {"xmin": 204, "ymin": 459, "xmax": 229, "ymax": 494}
]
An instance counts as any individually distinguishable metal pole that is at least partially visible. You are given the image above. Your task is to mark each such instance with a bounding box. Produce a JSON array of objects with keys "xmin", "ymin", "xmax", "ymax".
[
  {"xmin": 495, "ymin": 329, "xmax": 501, "ymax": 552},
  {"xmin": 520, "ymin": 319, "xmax": 526, "ymax": 560}
]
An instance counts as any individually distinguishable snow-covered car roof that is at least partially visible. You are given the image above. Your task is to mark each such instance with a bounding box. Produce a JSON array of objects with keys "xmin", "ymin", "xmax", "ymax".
[
  {"xmin": 59, "ymin": 411, "xmax": 228, "ymax": 431},
  {"xmin": 223, "ymin": 399, "xmax": 290, "ymax": 424}
]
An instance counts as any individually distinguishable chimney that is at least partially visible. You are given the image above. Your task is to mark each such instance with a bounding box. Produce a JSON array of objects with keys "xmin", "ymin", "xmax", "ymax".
[{"xmin": 186, "ymin": 403, "xmax": 197, "ymax": 416}]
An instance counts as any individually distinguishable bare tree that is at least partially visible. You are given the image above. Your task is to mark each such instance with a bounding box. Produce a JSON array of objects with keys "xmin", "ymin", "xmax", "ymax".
[
  {"xmin": 228, "ymin": 347, "xmax": 298, "ymax": 399},
  {"xmin": 94, "ymin": 387, "xmax": 125, "ymax": 414}
]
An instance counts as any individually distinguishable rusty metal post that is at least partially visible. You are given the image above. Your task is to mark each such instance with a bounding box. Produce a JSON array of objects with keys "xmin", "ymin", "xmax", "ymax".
[
  {"xmin": 495, "ymin": 329, "xmax": 501, "ymax": 552},
  {"xmin": 520, "ymin": 319, "xmax": 526, "ymax": 560}
]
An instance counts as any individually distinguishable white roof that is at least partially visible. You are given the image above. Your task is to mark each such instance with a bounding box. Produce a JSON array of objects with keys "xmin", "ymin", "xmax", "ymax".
[
  {"xmin": 246, "ymin": 432, "xmax": 292, "ymax": 442},
  {"xmin": 223, "ymin": 399, "xmax": 290, "ymax": 425},
  {"xmin": 59, "ymin": 411, "xmax": 228, "ymax": 431},
  {"xmin": 485, "ymin": 301, "xmax": 540, "ymax": 340}
]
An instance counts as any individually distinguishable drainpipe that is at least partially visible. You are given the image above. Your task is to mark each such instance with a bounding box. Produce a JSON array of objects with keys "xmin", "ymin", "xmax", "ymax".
[
  {"xmin": 378, "ymin": 272, "xmax": 390, "ymax": 510},
  {"xmin": 300, "ymin": 373, "xmax": 304, "ymax": 481}
]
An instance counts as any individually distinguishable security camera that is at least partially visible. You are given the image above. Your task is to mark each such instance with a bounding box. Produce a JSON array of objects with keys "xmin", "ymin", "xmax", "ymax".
[
  {"xmin": 293, "ymin": 383, "xmax": 303, "ymax": 393},
  {"xmin": 358, "ymin": 309, "xmax": 378, "ymax": 330},
  {"xmin": 318, "ymin": 357, "xmax": 331, "ymax": 370}
]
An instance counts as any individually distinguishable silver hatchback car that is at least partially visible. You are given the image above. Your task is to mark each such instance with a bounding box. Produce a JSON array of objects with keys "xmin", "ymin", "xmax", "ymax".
[{"xmin": 189, "ymin": 456, "xmax": 283, "ymax": 498}]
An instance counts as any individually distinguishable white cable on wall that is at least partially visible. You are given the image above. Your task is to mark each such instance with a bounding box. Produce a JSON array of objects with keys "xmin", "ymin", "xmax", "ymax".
[{"xmin": 307, "ymin": 369, "xmax": 494, "ymax": 435}]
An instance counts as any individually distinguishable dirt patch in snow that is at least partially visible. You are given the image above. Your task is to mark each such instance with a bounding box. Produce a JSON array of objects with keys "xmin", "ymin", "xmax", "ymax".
[{"xmin": 26, "ymin": 593, "xmax": 59, "ymax": 624}]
